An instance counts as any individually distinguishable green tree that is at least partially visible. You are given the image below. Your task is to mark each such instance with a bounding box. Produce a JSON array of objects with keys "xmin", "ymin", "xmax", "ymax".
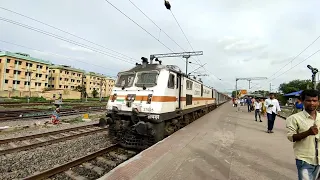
[
  {"xmin": 278, "ymin": 79, "xmax": 313, "ymax": 94},
  {"xmin": 92, "ymin": 89, "xmax": 98, "ymax": 98}
]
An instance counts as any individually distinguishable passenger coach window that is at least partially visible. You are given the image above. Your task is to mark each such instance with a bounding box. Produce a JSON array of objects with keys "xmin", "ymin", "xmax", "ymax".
[
  {"xmin": 167, "ymin": 74, "xmax": 175, "ymax": 89},
  {"xmin": 186, "ymin": 80, "xmax": 193, "ymax": 90}
]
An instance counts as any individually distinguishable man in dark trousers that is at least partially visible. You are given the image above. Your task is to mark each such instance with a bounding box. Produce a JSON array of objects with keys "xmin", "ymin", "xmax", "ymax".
[
  {"xmin": 286, "ymin": 90, "xmax": 320, "ymax": 180},
  {"xmin": 246, "ymin": 97, "xmax": 252, "ymax": 112},
  {"xmin": 264, "ymin": 93, "xmax": 281, "ymax": 133}
]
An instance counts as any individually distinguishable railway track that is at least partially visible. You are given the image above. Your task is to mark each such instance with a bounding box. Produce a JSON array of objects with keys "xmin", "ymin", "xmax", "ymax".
[
  {"xmin": 0, "ymin": 106, "xmax": 105, "ymax": 121},
  {"xmin": 0, "ymin": 101, "xmax": 107, "ymax": 108},
  {"xmin": 0, "ymin": 124, "xmax": 108, "ymax": 155},
  {"xmin": 23, "ymin": 144, "xmax": 139, "ymax": 180}
]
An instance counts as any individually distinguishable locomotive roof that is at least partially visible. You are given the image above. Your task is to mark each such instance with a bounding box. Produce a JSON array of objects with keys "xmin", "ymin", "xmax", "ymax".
[
  {"xmin": 119, "ymin": 63, "xmax": 215, "ymax": 90},
  {"xmin": 120, "ymin": 63, "xmax": 184, "ymax": 75}
]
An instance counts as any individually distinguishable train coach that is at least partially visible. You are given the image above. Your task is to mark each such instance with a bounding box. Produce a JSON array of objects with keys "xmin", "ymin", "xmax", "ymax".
[{"xmin": 104, "ymin": 58, "xmax": 230, "ymax": 149}]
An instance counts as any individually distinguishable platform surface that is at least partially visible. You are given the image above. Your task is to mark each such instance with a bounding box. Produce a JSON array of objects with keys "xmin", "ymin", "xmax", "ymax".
[{"xmin": 100, "ymin": 102, "xmax": 297, "ymax": 180}]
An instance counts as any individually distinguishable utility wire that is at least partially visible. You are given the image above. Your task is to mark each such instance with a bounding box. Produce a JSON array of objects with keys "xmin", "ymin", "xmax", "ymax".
[
  {"xmin": 250, "ymin": 35, "xmax": 320, "ymax": 90},
  {"xmin": 0, "ymin": 40, "xmax": 118, "ymax": 78},
  {"xmin": 169, "ymin": 10, "xmax": 225, "ymax": 88},
  {"xmin": 0, "ymin": 6, "xmax": 137, "ymax": 62},
  {"xmin": 128, "ymin": 0, "xmax": 186, "ymax": 52},
  {"xmin": 269, "ymin": 49, "xmax": 320, "ymax": 82},
  {"xmin": 105, "ymin": 0, "xmax": 175, "ymax": 53},
  {"xmin": 170, "ymin": 10, "xmax": 201, "ymax": 65},
  {"xmin": 268, "ymin": 35, "xmax": 320, "ymax": 80},
  {"xmin": 0, "ymin": 17, "xmax": 135, "ymax": 64}
]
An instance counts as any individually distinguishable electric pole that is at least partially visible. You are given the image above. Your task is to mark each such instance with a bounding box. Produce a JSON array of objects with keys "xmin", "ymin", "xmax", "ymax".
[
  {"xmin": 99, "ymin": 78, "xmax": 103, "ymax": 102},
  {"xmin": 81, "ymin": 74, "xmax": 86, "ymax": 102},
  {"xmin": 269, "ymin": 83, "xmax": 272, "ymax": 92},
  {"xmin": 307, "ymin": 65, "xmax": 318, "ymax": 90},
  {"xmin": 150, "ymin": 51, "xmax": 203, "ymax": 75},
  {"xmin": 235, "ymin": 77, "xmax": 267, "ymax": 98}
]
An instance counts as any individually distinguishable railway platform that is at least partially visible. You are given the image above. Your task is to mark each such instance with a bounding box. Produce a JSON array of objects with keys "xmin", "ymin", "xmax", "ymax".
[{"xmin": 99, "ymin": 102, "xmax": 297, "ymax": 180}]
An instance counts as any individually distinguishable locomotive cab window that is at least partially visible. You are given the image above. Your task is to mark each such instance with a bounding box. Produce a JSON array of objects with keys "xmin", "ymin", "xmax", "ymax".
[
  {"xmin": 167, "ymin": 73, "xmax": 175, "ymax": 89},
  {"xmin": 115, "ymin": 73, "xmax": 135, "ymax": 88},
  {"xmin": 135, "ymin": 71, "xmax": 159, "ymax": 87}
]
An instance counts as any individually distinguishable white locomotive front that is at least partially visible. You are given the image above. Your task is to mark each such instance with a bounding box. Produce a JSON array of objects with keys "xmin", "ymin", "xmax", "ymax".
[{"xmin": 105, "ymin": 58, "xmax": 229, "ymax": 149}]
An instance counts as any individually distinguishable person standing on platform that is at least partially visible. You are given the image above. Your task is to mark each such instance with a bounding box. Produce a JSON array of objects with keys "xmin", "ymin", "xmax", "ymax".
[
  {"xmin": 286, "ymin": 90, "xmax": 320, "ymax": 180},
  {"xmin": 261, "ymin": 99, "xmax": 267, "ymax": 116},
  {"xmin": 246, "ymin": 97, "xmax": 252, "ymax": 112},
  {"xmin": 254, "ymin": 98, "xmax": 262, "ymax": 122},
  {"xmin": 265, "ymin": 93, "xmax": 281, "ymax": 133},
  {"xmin": 293, "ymin": 97, "xmax": 304, "ymax": 114}
]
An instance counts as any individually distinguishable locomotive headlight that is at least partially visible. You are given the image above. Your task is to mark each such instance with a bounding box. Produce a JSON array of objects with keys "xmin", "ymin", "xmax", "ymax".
[
  {"xmin": 126, "ymin": 94, "xmax": 136, "ymax": 101},
  {"xmin": 147, "ymin": 94, "xmax": 153, "ymax": 104}
]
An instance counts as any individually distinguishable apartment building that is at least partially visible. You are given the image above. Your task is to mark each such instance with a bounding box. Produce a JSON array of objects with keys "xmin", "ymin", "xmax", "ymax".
[
  {"xmin": 48, "ymin": 65, "xmax": 85, "ymax": 90},
  {"xmin": 85, "ymin": 72, "xmax": 115, "ymax": 97},
  {"xmin": 0, "ymin": 51, "xmax": 51, "ymax": 92}
]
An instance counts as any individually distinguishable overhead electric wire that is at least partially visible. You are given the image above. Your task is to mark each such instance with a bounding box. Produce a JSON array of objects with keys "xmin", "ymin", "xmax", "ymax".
[
  {"xmin": 0, "ymin": 40, "xmax": 118, "ymax": 78},
  {"xmin": 127, "ymin": 0, "xmax": 186, "ymax": 52},
  {"xmin": 250, "ymin": 35, "xmax": 320, "ymax": 90},
  {"xmin": 0, "ymin": 6, "xmax": 137, "ymax": 62},
  {"xmin": 269, "ymin": 49, "xmax": 320, "ymax": 82},
  {"xmin": 0, "ymin": 17, "xmax": 135, "ymax": 65},
  {"xmin": 268, "ymin": 35, "xmax": 320, "ymax": 80},
  {"xmin": 105, "ymin": 0, "xmax": 175, "ymax": 53},
  {"xmin": 169, "ymin": 9, "xmax": 225, "ymax": 88}
]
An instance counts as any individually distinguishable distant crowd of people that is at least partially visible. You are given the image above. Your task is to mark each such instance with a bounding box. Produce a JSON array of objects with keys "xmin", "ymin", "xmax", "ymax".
[
  {"xmin": 233, "ymin": 90, "xmax": 320, "ymax": 180},
  {"xmin": 232, "ymin": 94, "xmax": 281, "ymax": 133}
]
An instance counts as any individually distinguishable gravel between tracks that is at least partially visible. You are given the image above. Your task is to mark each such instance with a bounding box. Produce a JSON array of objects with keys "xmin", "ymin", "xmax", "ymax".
[
  {"xmin": 0, "ymin": 131, "xmax": 112, "ymax": 180},
  {"xmin": 0, "ymin": 112, "xmax": 105, "ymax": 139}
]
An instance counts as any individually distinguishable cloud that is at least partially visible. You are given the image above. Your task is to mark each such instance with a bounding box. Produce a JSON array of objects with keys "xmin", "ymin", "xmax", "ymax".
[
  {"xmin": 217, "ymin": 36, "xmax": 267, "ymax": 54},
  {"xmin": 1, "ymin": 0, "xmax": 320, "ymax": 93},
  {"xmin": 59, "ymin": 44, "xmax": 94, "ymax": 53}
]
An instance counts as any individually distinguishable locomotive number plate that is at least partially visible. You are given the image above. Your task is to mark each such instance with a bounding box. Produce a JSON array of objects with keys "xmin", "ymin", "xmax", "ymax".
[{"xmin": 148, "ymin": 115, "xmax": 160, "ymax": 120}]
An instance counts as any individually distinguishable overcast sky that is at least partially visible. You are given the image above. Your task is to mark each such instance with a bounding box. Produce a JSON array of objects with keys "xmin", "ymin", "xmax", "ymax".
[{"xmin": 1, "ymin": 0, "xmax": 320, "ymax": 93}]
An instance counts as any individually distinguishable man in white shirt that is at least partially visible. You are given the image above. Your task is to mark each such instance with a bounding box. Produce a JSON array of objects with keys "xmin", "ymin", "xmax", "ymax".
[
  {"xmin": 264, "ymin": 93, "xmax": 281, "ymax": 133},
  {"xmin": 254, "ymin": 98, "xmax": 262, "ymax": 122}
]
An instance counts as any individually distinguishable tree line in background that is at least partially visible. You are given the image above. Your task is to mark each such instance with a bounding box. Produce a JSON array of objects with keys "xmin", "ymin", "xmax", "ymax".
[
  {"xmin": 231, "ymin": 79, "xmax": 320, "ymax": 105},
  {"xmin": 279, "ymin": 79, "xmax": 320, "ymax": 94}
]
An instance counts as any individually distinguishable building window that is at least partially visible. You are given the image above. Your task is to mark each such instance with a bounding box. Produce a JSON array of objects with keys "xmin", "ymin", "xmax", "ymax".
[
  {"xmin": 52, "ymin": 85, "xmax": 55, "ymax": 88},
  {"xmin": 59, "ymin": 85, "xmax": 62, "ymax": 88},
  {"xmin": 38, "ymin": 83, "xmax": 41, "ymax": 86},
  {"xmin": 53, "ymin": 70, "xmax": 55, "ymax": 73},
  {"xmin": 45, "ymin": 83, "xmax": 48, "ymax": 87},
  {"xmin": 5, "ymin": 80, "xmax": 8, "ymax": 83},
  {"xmin": 35, "ymin": 82, "xmax": 37, "ymax": 86},
  {"xmin": 46, "ymin": 66, "xmax": 48, "ymax": 70},
  {"xmin": 60, "ymin": 78, "xmax": 62, "ymax": 80},
  {"xmin": 17, "ymin": 81, "xmax": 20, "ymax": 85},
  {"xmin": 6, "ymin": 69, "xmax": 9, "ymax": 73},
  {"xmin": 46, "ymin": 75, "xmax": 48, "ymax": 78},
  {"xmin": 7, "ymin": 59, "xmax": 10, "ymax": 63},
  {"xmin": 60, "ymin": 70, "xmax": 63, "ymax": 73}
]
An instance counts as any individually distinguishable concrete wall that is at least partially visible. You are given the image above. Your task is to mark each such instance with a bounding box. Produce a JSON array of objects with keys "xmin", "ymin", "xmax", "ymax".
[
  {"xmin": 0, "ymin": 89, "xmax": 80, "ymax": 99},
  {"xmin": 40, "ymin": 89, "xmax": 81, "ymax": 100}
]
